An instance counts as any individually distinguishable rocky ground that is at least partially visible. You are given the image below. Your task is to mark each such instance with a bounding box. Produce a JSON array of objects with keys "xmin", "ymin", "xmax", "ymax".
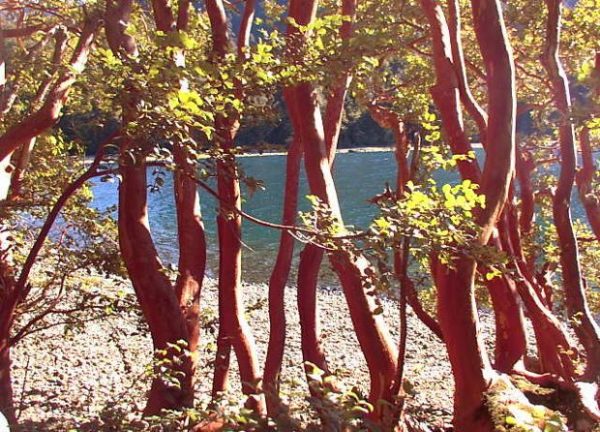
[{"xmin": 9, "ymin": 274, "xmax": 497, "ymax": 431}]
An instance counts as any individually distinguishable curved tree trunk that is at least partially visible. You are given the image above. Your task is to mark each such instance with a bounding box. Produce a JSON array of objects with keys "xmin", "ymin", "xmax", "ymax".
[
  {"xmin": 285, "ymin": 76, "xmax": 397, "ymax": 426},
  {"xmin": 174, "ymin": 144, "xmax": 207, "ymax": 361},
  {"xmin": 541, "ymin": 0, "xmax": 600, "ymax": 380},
  {"xmin": 212, "ymin": 144, "xmax": 263, "ymax": 414},
  {"xmin": 263, "ymin": 136, "xmax": 302, "ymax": 416},
  {"xmin": 292, "ymin": 0, "xmax": 356, "ymax": 402},
  {"xmin": 109, "ymin": 0, "xmax": 201, "ymax": 413},
  {"xmin": 204, "ymin": 0, "xmax": 264, "ymax": 415},
  {"xmin": 419, "ymin": 1, "xmax": 528, "ymax": 378},
  {"xmin": 0, "ymin": 17, "xmax": 99, "ymax": 164},
  {"xmin": 446, "ymin": 0, "xmax": 487, "ymax": 144},
  {"xmin": 118, "ymin": 149, "xmax": 194, "ymax": 413},
  {"xmin": 0, "ymin": 20, "xmax": 97, "ymax": 201},
  {"xmin": 498, "ymin": 212, "xmax": 579, "ymax": 378},
  {"xmin": 149, "ymin": 0, "xmax": 207, "ymax": 385},
  {"xmin": 7, "ymin": 28, "xmax": 68, "ymax": 201},
  {"xmin": 422, "ymin": 0, "xmax": 518, "ymax": 428},
  {"xmin": 0, "ymin": 17, "xmax": 99, "ymax": 424},
  {"xmin": 577, "ymin": 127, "xmax": 600, "ymax": 240}
]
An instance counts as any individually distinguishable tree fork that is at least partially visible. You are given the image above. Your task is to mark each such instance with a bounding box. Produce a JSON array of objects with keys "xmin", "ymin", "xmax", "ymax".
[
  {"xmin": 204, "ymin": 0, "xmax": 264, "ymax": 415},
  {"xmin": 263, "ymin": 128, "xmax": 303, "ymax": 417},
  {"xmin": 291, "ymin": 0, "xmax": 357, "ymax": 406},
  {"xmin": 541, "ymin": 0, "xmax": 600, "ymax": 381}
]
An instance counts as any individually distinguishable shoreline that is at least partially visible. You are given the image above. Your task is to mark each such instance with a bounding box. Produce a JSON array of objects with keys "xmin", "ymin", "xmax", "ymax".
[{"xmin": 84, "ymin": 143, "xmax": 486, "ymax": 164}]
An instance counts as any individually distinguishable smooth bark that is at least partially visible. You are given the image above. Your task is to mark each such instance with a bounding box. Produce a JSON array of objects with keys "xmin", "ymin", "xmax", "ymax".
[
  {"xmin": 293, "ymin": 0, "xmax": 356, "ymax": 400},
  {"xmin": 118, "ymin": 143, "xmax": 194, "ymax": 413},
  {"xmin": 263, "ymin": 136, "xmax": 302, "ymax": 415},
  {"xmin": 174, "ymin": 144, "xmax": 207, "ymax": 359},
  {"xmin": 0, "ymin": 17, "xmax": 99, "ymax": 163},
  {"xmin": 541, "ymin": 0, "xmax": 600, "ymax": 379},
  {"xmin": 422, "ymin": 0, "xmax": 518, "ymax": 428},
  {"xmin": 204, "ymin": 0, "xmax": 264, "ymax": 414},
  {"xmin": 285, "ymin": 30, "xmax": 396, "ymax": 428}
]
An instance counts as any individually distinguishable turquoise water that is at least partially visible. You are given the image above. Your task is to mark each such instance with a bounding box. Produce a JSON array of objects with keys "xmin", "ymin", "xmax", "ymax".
[
  {"xmin": 92, "ymin": 151, "xmax": 406, "ymax": 281},
  {"xmin": 90, "ymin": 150, "xmax": 582, "ymax": 282}
]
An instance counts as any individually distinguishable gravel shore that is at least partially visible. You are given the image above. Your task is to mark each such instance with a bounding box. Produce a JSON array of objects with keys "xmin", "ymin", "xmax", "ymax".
[{"xmin": 9, "ymin": 275, "xmax": 479, "ymax": 431}]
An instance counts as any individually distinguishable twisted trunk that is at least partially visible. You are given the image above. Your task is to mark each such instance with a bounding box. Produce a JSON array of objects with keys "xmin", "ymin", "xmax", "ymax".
[
  {"xmin": 285, "ymin": 75, "xmax": 397, "ymax": 425},
  {"xmin": 292, "ymin": 0, "xmax": 356, "ymax": 400},
  {"xmin": 541, "ymin": 0, "xmax": 600, "ymax": 379},
  {"xmin": 422, "ymin": 0, "xmax": 518, "ymax": 428}
]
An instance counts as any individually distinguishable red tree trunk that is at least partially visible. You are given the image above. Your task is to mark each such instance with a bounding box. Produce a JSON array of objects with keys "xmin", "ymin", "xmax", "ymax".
[
  {"xmin": 263, "ymin": 136, "xmax": 302, "ymax": 415},
  {"xmin": 498, "ymin": 213, "xmax": 579, "ymax": 378},
  {"xmin": 541, "ymin": 0, "xmax": 600, "ymax": 380},
  {"xmin": 204, "ymin": 0, "xmax": 264, "ymax": 414},
  {"xmin": 8, "ymin": 28, "xmax": 68, "ymax": 200},
  {"xmin": 174, "ymin": 144, "xmax": 207, "ymax": 360},
  {"xmin": 422, "ymin": 0, "xmax": 518, "ymax": 428},
  {"xmin": 0, "ymin": 19, "xmax": 98, "ymax": 200},
  {"xmin": 110, "ymin": 1, "xmax": 200, "ymax": 413},
  {"xmin": 0, "ymin": 18, "xmax": 99, "ymax": 163},
  {"xmin": 285, "ymin": 77, "xmax": 397, "ymax": 425},
  {"xmin": 292, "ymin": 0, "xmax": 356, "ymax": 397},
  {"xmin": 212, "ymin": 144, "xmax": 263, "ymax": 413},
  {"xmin": 149, "ymin": 0, "xmax": 207, "ymax": 380},
  {"xmin": 0, "ymin": 341, "xmax": 14, "ymax": 426},
  {"xmin": 118, "ymin": 150, "xmax": 194, "ymax": 413},
  {"xmin": 446, "ymin": 0, "xmax": 488, "ymax": 143},
  {"xmin": 0, "ymin": 17, "xmax": 99, "ymax": 423},
  {"xmin": 577, "ymin": 127, "xmax": 600, "ymax": 239}
]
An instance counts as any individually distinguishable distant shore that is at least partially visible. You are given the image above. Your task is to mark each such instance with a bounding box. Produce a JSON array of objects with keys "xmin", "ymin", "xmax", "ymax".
[{"xmin": 85, "ymin": 143, "xmax": 489, "ymax": 163}]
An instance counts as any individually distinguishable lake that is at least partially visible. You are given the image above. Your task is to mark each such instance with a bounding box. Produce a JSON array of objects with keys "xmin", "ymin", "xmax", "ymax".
[{"xmin": 91, "ymin": 149, "xmax": 583, "ymax": 283}]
